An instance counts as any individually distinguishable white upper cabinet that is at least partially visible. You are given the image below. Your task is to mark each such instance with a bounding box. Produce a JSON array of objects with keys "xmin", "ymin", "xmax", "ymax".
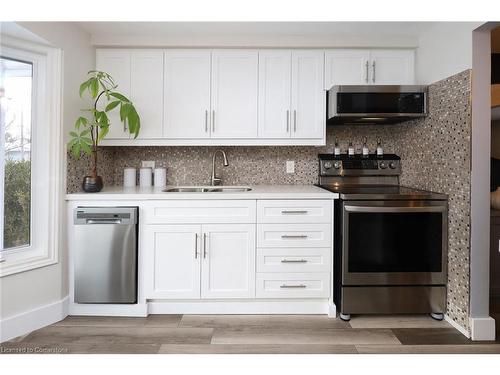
[
  {"xmin": 369, "ymin": 49, "xmax": 415, "ymax": 85},
  {"xmin": 211, "ymin": 50, "xmax": 259, "ymax": 138},
  {"xmin": 96, "ymin": 50, "xmax": 131, "ymax": 139},
  {"xmin": 130, "ymin": 50, "xmax": 164, "ymax": 139},
  {"xmin": 258, "ymin": 51, "xmax": 292, "ymax": 138},
  {"xmin": 291, "ymin": 50, "xmax": 325, "ymax": 139},
  {"xmin": 96, "ymin": 49, "xmax": 163, "ymax": 140},
  {"xmin": 324, "ymin": 49, "xmax": 415, "ymax": 88},
  {"xmin": 324, "ymin": 49, "xmax": 371, "ymax": 88},
  {"xmin": 164, "ymin": 50, "xmax": 211, "ymax": 139}
]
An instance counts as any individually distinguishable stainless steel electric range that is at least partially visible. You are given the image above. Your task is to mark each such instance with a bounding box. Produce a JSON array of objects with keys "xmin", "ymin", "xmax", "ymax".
[{"xmin": 318, "ymin": 154, "xmax": 448, "ymax": 321}]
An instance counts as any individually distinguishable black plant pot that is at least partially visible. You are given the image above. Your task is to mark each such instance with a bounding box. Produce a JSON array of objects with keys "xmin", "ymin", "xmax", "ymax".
[{"xmin": 82, "ymin": 176, "xmax": 103, "ymax": 193}]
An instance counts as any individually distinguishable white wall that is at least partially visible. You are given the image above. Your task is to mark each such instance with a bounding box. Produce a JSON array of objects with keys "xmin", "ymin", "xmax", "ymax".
[
  {"xmin": 0, "ymin": 22, "xmax": 94, "ymax": 320},
  {"xmin": 416, "ymin": 22, "xmax": 482, "ymax": 84}
]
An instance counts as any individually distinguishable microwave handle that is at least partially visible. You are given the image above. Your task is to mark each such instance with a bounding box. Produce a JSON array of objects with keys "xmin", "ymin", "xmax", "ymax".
[{"xmin": 344, "ymin": 205, "xmax": 445, "ymax": 213}]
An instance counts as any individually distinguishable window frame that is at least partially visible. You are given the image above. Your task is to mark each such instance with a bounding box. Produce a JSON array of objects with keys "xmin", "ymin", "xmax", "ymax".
[{"xmin": 0, "ymin": 36, "xmax": 62, "ymax": 277}]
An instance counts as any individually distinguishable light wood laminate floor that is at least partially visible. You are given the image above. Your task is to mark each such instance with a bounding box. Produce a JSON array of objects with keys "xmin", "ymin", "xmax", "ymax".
[{"xmin": 1, "ymin": 314, "xmax": 499, "ymax": 354}]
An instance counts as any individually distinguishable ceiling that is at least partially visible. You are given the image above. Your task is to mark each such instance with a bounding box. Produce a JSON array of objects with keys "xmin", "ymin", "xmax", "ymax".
[{"xmin": 76, "ymin": 21, "xmax": 436, "ymax": 38}]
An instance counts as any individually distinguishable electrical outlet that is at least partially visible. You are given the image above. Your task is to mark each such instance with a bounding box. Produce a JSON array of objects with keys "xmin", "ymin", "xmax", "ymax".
[
  {"xmin": 141, "ymin": 160, "xmax": 155, "ymax": 169},
  {"xmin": 286, "ymin": 160, "xmax": 295, "ymax": 174}
]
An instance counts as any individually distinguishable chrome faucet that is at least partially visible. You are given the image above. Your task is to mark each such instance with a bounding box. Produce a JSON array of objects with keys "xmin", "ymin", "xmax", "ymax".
[{"xmin": 211, "ymin": 149, "xmax": 229, "ymax": 186}]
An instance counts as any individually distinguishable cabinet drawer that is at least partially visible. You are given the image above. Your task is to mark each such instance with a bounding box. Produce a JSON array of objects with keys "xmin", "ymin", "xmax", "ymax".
[
  {"xmin": 143, "ymin": 200, "xmax": 256, "ymax": 224},
  {"xmin": 256, "ymin": 273, "xmax": 330, "ymax": 298},
  {"xmin": 257, "ymin": 200, "xmax": 332, "ymax": 223},
  {"xmin": 257, "ymin": 248, "xmax": 331, "ymax": 273},
  {"xmin": 257, "ymin": 223, "xmax": 331, "ymax": 248}
]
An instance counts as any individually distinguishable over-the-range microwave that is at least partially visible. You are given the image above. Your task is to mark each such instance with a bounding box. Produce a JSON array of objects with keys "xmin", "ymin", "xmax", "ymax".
[{"xmin": 326, "ymin": 85, "xmax": 428, "ymax": 125}]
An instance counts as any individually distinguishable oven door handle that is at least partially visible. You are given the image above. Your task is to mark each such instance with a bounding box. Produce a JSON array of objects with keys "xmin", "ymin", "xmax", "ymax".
[{"xmin": 343, "ymin": 205, "xmax": 445, "ymax": 213}]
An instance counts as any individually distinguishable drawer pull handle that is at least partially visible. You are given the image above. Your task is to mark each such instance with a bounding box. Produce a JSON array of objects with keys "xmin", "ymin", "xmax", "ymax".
[
  {"xmin": 281, "ymin": 235, "xmax": 308, "ymax": 239},
  {"xmin": 281, "ymin": 210, "xmax": 308, "ymax": 215},
  {"xmin": 280, "ymin": 284, "xmax": 307, "ymax": 289},
  {"xmin": 281, "ymin": 259, "xmax": 307, "ymax": 263}
]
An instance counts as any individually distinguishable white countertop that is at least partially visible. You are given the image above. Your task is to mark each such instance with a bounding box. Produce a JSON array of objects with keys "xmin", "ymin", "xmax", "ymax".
[{"xmin": 65, "ymin": 185, "xmax": 338, "ymax": 201}]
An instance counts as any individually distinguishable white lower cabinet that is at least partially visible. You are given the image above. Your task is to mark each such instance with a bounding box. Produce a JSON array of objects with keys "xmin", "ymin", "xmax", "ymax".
[
  {"xmin": 201, "ymin": 224, "xmax": 256, "ymax": 299},
  {"xmin": 144, "ymin": 224, "xmax": 201, "ymax": 299},
  {"xmin": 143, "ymin": 198, "xmax": 333, "ymax": 304},
  {"xmin": 144, "ymin": 223, "xmax": 255, "ymax": 299}
]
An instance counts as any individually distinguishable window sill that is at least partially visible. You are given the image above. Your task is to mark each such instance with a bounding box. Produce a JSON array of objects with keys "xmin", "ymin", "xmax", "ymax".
[{"xmin": 0, "ymin": 249, "xmax": 58, "ymax": 277}]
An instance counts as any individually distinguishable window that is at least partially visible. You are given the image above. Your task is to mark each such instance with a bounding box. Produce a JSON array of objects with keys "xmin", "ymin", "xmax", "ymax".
[
  {"xmin": 1, "ymin": 57, "xmax": 33, "ymax": 251},
  {"xmin": 0, "ymin": 37, "xmax": 62, "ymax": 276}
]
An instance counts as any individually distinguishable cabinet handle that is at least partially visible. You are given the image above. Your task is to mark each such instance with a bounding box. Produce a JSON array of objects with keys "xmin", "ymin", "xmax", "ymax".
[
  {"xmin": 281, "ymin": 259, "xmax": 307, "ymax": 263},
  {"xmin": 194, "ymin": 233, "xmax": 199, "ymax": 259},
  {"xmin": 281, "ymin": 234, "xmax": 308, "ymax": 239},
  {"xmin": 365, "ymin": 61, "xmax": 369, "ymax": 83},
  {"xmin": 280, "ymin": 284, "xmax": 307, "ymax": 289},
  {"xmin": 203, "ymin": 233, "xmax": 208, "ymax": 258},
  {"xmin": 205, "ymin": 110, "xmax": 208, "ymax": 132},
  {"xmin": 281, "ymin": 210, "xmax": 308, "ymax": 215},
  {"xmin": 372, "ymin": 61, "xmax": 376, "ymax": 83},
  {"xmin": 212, "ymin": 110, "xmax": 215, "ymax": 132},
  {"xmin": 293, "ymin": 110, "xmax": 297, "ymax": 132},
  {"xmin": 286, "ymin": 110, "xmax": 290, "ymax": 132}
]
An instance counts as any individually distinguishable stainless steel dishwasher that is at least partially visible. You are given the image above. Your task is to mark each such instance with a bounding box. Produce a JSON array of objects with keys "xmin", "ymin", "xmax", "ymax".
[{"xmin": 73, "ymin": 207, "xmax": 138, "ymax": 304}]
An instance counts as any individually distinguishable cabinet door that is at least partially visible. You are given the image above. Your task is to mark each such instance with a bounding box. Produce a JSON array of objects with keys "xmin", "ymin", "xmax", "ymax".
[
  {"xmin": 258, "ymin": 50, "xmax": 292, "ymax": 138},
  {"xmin": 211, "ymin": 50, "xmax": 258, "ymax": 138},
  {"xmin": 291, "ymin": 50, "xmax": 325, "ymax": 139},
  {"xmin": 164, "ymin": 50, "xmax": 211, "ymax": 139},
  {"xmin": 96, "ymin": 50, "xmax": 131, "ymax": 139},
  {"xmin": 324, "ymin": 49, "xmax": 370, "ymax": 88},
  {"xmin": 144, "ymin": 225, "xmax": 201, "ymax": 299},
  {"xmin": 131, "ymin": 51, "xmax": 164, "ymax": 139},
  {"xmin": 369, "ymin": 49, "xmax": 415, "ymax": 85},
  {"xmin": 201, "ymin": 224, "xmax": 256, "ymax": 298}
]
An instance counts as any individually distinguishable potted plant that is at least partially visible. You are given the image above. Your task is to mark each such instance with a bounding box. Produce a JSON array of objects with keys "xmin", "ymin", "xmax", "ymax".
[{"xmin": 68, "ymin": 71, "xmax": 140, "ymax": 192}]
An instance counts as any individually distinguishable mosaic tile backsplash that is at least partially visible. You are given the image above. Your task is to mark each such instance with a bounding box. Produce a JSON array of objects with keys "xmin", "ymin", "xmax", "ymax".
[{"xmin": 67, "ymin": 70, "xmax": 472, "ymax": 332}]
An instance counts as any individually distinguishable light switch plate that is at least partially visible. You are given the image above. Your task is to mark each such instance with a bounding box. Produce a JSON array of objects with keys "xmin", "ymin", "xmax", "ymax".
[
  {"xmin": 286, "ymin": 160, "xmax": 295, "ymax": 174},
  {"xmin": 142, "ymin": 160, "xmax": 155, "ymax": 169}
]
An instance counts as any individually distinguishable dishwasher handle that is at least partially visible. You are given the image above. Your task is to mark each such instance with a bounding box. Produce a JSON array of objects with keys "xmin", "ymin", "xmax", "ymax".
[{"xmin": 86, "ymin": 219, "xmax": 123, "ymax": 224}]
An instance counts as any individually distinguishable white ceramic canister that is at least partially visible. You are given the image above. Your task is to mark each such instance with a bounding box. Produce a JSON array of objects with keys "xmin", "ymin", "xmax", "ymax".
[
  {"xmin": 123, "ymin": 167, "xmax": 136, "ymax": 187},
  {"xmin": 139, "ymin": 167, "xmax": 153, "ymax": 187},
  {"xmin": 154, "ymin": 167, "xmax": 167, "ymax": 188}
]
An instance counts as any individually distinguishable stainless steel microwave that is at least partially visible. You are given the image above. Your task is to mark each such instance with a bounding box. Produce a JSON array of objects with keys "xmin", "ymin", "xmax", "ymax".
[{"xmin": 327, "ymin": 85, "xmax": 428, "ymax": 125}]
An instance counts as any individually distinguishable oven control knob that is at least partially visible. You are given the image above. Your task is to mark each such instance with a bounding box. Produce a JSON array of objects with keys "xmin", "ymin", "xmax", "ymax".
[
  {"xmin": 389, "ymin": 162, "xmax": 397, "ymax": 169},
  {"xmin": 379, "ymin": 161, "xmax": 388, "ymax": 169},
  {"xmin": 323, "ymin": 162, "xmax": 333, "ymax": 170},
  {"xmin": 333, "ymin": 161, "xmax": 342, "ymax": 169}
]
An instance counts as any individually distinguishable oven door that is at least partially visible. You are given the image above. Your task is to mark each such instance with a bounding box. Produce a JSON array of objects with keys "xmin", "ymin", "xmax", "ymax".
[{"xmin": 342, "ymin": 200, "xmax": 447, "ymax": 286}]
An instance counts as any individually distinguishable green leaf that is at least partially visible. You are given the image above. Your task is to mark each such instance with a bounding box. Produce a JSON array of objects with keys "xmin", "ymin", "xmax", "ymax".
[
  {"xmin": 98, "ymin": 111, "xmax": 109, "ymax": 126},
  {"xmin": 90, "ymin": 78, "xmax": 99, "ymax": 98},
  {"xmin": 75, "ymin": 116, "xmax": 88, "ymax": 130},
  {"xmin": 69, "ymin": 131, "xmax": 78, "ymax": 138},
  {"xmin": 81, "ymin": 128, "xmax": 91, "ymax": 136},
  {"xmin": 110, "ymin": 92, "xmax": 130, "ymax": 102},
  {"xmin": 81, "ymin": 142, "xmax": 93, "ymax": 154},
  {"xmin": 120, "ymin": 103, "xmax": 132, "ymax": 122},
  {"xmin": 98, "ymin": 125, "xmax": 109, "ymax": 141},
  {"xmin": 105, "ymin": 100, "xmax": 120, "ymax": 112},
  {"xmin": 79, "ymin": 78, "xmax": 92, "ymax": 98},
  {"xmin": 71, "ymin": 142, "xmax": 81, "ymax": 159}
]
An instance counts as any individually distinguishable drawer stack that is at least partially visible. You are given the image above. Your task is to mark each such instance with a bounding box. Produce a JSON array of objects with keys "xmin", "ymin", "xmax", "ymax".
[{"xmin": 255, "ymin": 200, "xmax": 332, "ymax": 298}]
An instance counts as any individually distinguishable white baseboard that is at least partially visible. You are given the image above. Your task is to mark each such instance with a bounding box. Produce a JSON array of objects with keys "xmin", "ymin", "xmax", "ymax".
[
  {"xmin": 470, "ymin": 316, "xmax": 496, "ymax": 341},
  {"xmin": 68, "ymin": 302, "xmax": 148, "ymax": 317},
  {"xmin": 0, "ymin": 296, "xmax": 69, "ymax": 343},
  {"xmin": 148, "ymin": 299, "xmax": 330, "ymax": 315}
]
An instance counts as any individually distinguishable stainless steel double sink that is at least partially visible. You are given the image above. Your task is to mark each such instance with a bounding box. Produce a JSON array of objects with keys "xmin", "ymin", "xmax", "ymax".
[{"xmin": 163, "ymin": 186, "xmax": 252, "ymax": 193}]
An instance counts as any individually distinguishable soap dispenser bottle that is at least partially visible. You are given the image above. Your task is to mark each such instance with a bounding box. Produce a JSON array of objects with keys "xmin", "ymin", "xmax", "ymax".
[
  {"xmin": 376, "ymin": 139, "xmax": 384, "ymax": 156},
  {"xmin": 362, "ymin": 139, "xmax": 369, "ymax": 157},
  {"xmin": 348, "ymin": 141, "xmax": 355, "ymax": 156},
  {"xmin": 334, "ymin": 140, "xmax": 341, "ymax": 156}
]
